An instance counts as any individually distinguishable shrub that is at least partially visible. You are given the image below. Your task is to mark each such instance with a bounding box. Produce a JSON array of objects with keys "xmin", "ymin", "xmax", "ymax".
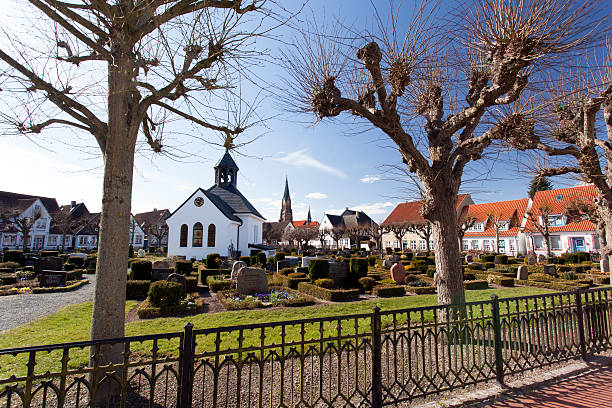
[
  {"xmin": 358, "ymin": 277, "xmax": 376, "ymax": 290},
  {"xmin": 297, "ymin": 282, "xmax": 360, "ymax": 302},
  {"xmin": 206, "ymin": 276, "xmax": 232, "ymax": 292},
  {"xmin": 406, "ymin": 279, "xmax": 429, "ymax": 287},
  {"xmin": 250, "ymin": 254, "xmax": 258, "ymax": 266},
  {"xmin": 275, "ymin": 252, "xmax": 286, "ymax": 263},
  {"xmin": 464, "ymin": 280, "xmax": 489, "ymax": 290},
  {"xmin": 373, "ymin": 285, "xmax": 405, "ymax": 298},
  {"xmin": 378, "ymin": 278, "xmax": 397, "ymax": 285},
  {"xmin": 483, "ymin": 262, "xmax": 495, "ymax": 270},
  {"xmin": 481, "ymin": 254, "xmax": 495, "ymax": 263},
  {"xmin": 206, "ymin": 253, "xmax": 220, "ymax": 269},
  {"xmin": 39, "ymin": 250, "xmax": 59, "ymax": 257},
  {"xmin": 0, "ymin": 262, "xmax": 20, "ymax": 271},
  {"xmin": 126, "ymin": 280, "xmax": 151, "ymax": 299},
  {"xmin": 426, "ymin": 267, "xmax": 435, "ymax": 278},
  {"xmin": 175, "ymin": 260, "xmax": 192, "ymax": 275},
  {"xmin": 198, "ymin": 267, "xmax": 230, "ymax": 283},
  {"xmin": 15, "ymin": 270, "xmax": 35, "ymax": 280},
  {"xmin": 404, "ymin": 275, "xmax": 418, "ymax": 283},
  {"xmin": 277, "ymin": 273, "xmax": 310, "ymax": 289},
  {"xmin": 147, "ymin": 281, "xmax": 185, "ymax": 307},
  {"xmin": 129, "ymin": 260, "xmax": 152, "ymax": 280},
  {"xmin": 239, "ymin": 256, "xmax": 251, "ymax": 266},
  {"xmin": 528, "ymin": 273, "xmax": 554, "ymax": 282},
  {"xmin": 185, "ymin": 276, "xmax": 198, "ymax": 293},
  {"xmin": 563, "ymin": 271, "xmax": 578, "ymax": 281},
  {"xmin": 296, "ymin": 266, "xmax": 308, "ymax": 274},
  {"xmin": 63, "ymin": 263, "xmax": 75, "ymax": 271},
  {"xmin": 3, "ymin": 250, "xmax": 24, "ymax": 265},
  {"xmin": 349, "ymin": 258, "xmax": 369, "ymax": 284},
  {"xmin": 67, "ymin": 257, "xmax": 85, "ymax": 268},
  {"xmin": 494, "ymin": 255, "xmax": 508, "ymax": 264},
  {"xmin": 279, "ymin": 267, "xmax": 295, "ymax": 276},
  {"xmin": 257, "ymin": 252, "xmax": 267, "ymax": 266},
  {"xmin": 315, "ymin": 278, "xmax": 335, "ymax": 289},
  {"xmin": 308, "ymin": 259, "xmax": 329, "ymax": 282},
  {"xmin": 487, "ymin": 276, "xmax": 514, "ymax": 287},
  {"xmin": 368, "ymin": 256, "xmax": 377, "ymax": 266},
  {"xmin": 288, "ymin": 272, "xmax": 307, "ymax": 278},
  {"xmin": 411, "ymin": 260, "xmax": 428, "ymax": 275},
  {"xmin": 407, "ymin": 286, "xmax": 436, "ymax": 294}
]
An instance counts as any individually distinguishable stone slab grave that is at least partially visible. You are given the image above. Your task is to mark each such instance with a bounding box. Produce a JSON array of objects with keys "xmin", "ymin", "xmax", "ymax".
[
  {"xmin": 236, "ymin": 267, "xmax": 268, "ymax": 295},
  {"xmin": 152, "ymin": 260, "xmax": 172, "ymax": 281},
  {"xmin": 517, "ymin": 265, "xmax": 528, "ymax": 280},
  {"xmin": 34, "ymin": 256, "xmax": 64, "ymax": 275},
  {"xmin": 543, "ymin": 264, "xmax": 556, "ymax": 276},
  {"xmin": 40, "ymin": 270, "xmax": 68, "ymax": 287},
  {"xmin": 231, "ymin": 261, "xmax": 247, "ymax": 281},
  {"xmin": 277, "ymin": 260, "xmax": 291, "ymax": 272},
  {"xmin": 285, "ymin": 257, "xmax": 300, "ymax": 267},
  {"xmin": 167, "ymin": 273, "xmax": 187, "ymax": 290},
  {"xmin": 328, "ymin": 262, "xmax": 349, "ymax": 287},
  {"xmin": 390, "ymin": 263, "xmax": 406, "ymax": 284},
  {"xmin": 301, "ymin": 257, "xmax": 315, "ymax": 268}
]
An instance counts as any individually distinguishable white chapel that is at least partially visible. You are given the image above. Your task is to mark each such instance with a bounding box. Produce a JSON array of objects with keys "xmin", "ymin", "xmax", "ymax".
[{"xmin": 166, "ymin": 151, "xmax": 265, "ymax": 258}]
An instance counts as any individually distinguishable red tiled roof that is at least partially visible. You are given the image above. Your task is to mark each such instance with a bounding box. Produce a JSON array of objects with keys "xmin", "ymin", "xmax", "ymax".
[
  {"xmin": 464, "ymin": 227, "xmax": 521, "ymax": 238},
  {"xmin": 464, "ymin": 199, "xmax": 529, "ymax": 223},
  {"xmin": 382, "ymin": 194, "xmax": 470, "ymax": 226},
  {"xmin": 134, "ymin": 209, "xmax": 169, "ymax": 227},
  {"xmin": 293, "ymin": 220, "xmax": 320, "ymax": 228}
]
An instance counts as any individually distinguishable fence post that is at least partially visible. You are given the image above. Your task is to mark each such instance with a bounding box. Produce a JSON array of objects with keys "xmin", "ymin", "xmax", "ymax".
[
  {"xmin": 575, "ymin": 288, "xmax": 587, "ymax": 360},
  {"xmin": 490, "ymin": 295, "xmax": 504, "ymax": 384},
  {"xmin": 178, "ymin": 323, "xmax": 195, "ymax": 408},
  {"xmin": 371, "ymin": 306, "xmax": 383, "ymax": 408}
]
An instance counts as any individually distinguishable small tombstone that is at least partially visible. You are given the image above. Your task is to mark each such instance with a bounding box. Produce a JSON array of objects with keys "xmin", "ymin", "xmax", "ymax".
[
  {"xmin": 390, "ymin": 263, "xmax": 406, "ymax": 284},
  {"xmin": 328, "ymin": 262, "xmax": 350, "ymax": 287},
  {"xmin": 301, "ymin": 257, "xmax": 315, "ymax": 268},
  {"xmin": 167, "ymin": 273, "xmax": 187, "ymax": 289},
  {"xmin": 277, "ymin": 260, "xmax": 290, "ymax": 272},
  {"xmin": 543, "ymin": 264, "xmax": 556, "ymax": 276},
  {"xmin": 231, "ymin": 261, "xmax": 247, "ymax": 281},
  {"xmin": 34, "ymin": 256, "xmax": 64, "ymax": 274},
  {"xmin": 285, "ymin": 257, "xmax": 300, "ymax": 267},
  {"xmin": 153, "ymin": 260, "xmax": 169, "ymax": 269},
  {"xmin": 137, "ymin": 249, "xmax": 146, "ymax": 257},
  {"xmin": 465, "ymin": 254, "xmax": 474, "ymax": 263},
  {"xmin": 517, "ymin": 265, "xmax": 528, "ymax": 280},
  {"xmin": 40, "ymin": 270, "xmax": 68, "ymax": 287},
  {"xmin": 382, "ymin": 258, "xmax": 393, "ymax": 268},
  {"xmin": 236, "ymin": 267, "xmax": 268, "ymax": 295},
  {"xmin": 528, "ymin": 254, "xmax": 537, "ymax": 265}
]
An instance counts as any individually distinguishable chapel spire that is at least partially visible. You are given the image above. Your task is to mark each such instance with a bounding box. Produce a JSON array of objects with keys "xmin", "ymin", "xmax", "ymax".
[{"xmin": 279, "ymin": 176, "xmax": 293, "ymax": 222}]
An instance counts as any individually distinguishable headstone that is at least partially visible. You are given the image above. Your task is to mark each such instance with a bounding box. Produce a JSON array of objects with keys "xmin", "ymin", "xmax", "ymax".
[
  {"xmin": 528, "ymin": 254, "xmax": 537, "ymax": 265},
  {"xmin": 328, "ymin": 262, "xmax": 349, "ymax": 287},
  {"xmin": 153, "ymin": 260, "xmax": 169, "ymax": 269},
  {"xmin": 468, "ymin": 262, "xmax": 483, "ymax": 271},
  {"xmin": 40, "ymin": 270, "xmax": 68, "ymax": 287},
  {"xmin": 285, "ymin": 257, "xmax": 300, "ymax": 267},
  {"xmin": 517, "ymin": 265, "xmax": 528, "ymax": 280},
  {"xmin": 137, "ymin": 249, "xmax": 146, "ymax": 257},
  {"xmin": 543, "ymin": 264, "xmax": 556, "ymax": 276},
  {"xmin": 390, "ymin": 263, "xmax": 406, "ymax": 284},
  {"xmin": 152, "ymin": 268, "xmax": 172, "ymax": 281},
  {"xmin": 24, "ymin": 255, "xmax": 38, "ymax": 267},
  {"xmin": 231, "ymin": 261, "xmax": 247, "ymax": 281},
  {"xmin": 34, "ymin": 256, "xmax": 63, "ymax": 274},
  {"xmin": 465, "ymin": 254, "xmax": 474, "ymax": 263},
  {"xmin": 236, "ymin": 267, "xmax": 268, "ymax": 295},
  {"xmin": 301, "ymin": 256, "xmax": 315, "ymax": 268},
  {"xmin": 167, "ymin": 273, "xmax": 187, "ymax": 289},
  {"xmin": 382, "ymin": 258, "xmax": 393, "ymax": 268},
  {"xmin": 277, "ymin": 260, "xmax": 290, "ymax": 272}
]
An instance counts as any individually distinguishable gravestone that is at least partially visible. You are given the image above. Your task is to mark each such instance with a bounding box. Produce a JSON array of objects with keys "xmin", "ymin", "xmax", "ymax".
[
  {"xmin": 517, "ymin": 265, "xmax": 528, "ymax": 280},
  {"xmin": 40, "ymin": 270, "xmax": 68, "ymax": 287},
  {"xmin": 231, "ymin": 261, "xmax": 247, "ymax": 281},
  {"xmin": 465, "ymin": 254, "xmax": 474, "ymax": 263},
  {"xmin": 527, "ymin": 254, "xmax": 537, "ymax": 265},
  {"xmin": 277, "ymin": 260, "xmax": 291, "ymax": 272},
  {"xmin": 34, "ymin": 256, "xmax": 63, "ymax": 275},
  {"xmin": 153, "ymin": 260, "xmax": 169, "ymax": 269},
  {"xmin": 236, "ymin": 267, "xmax": 268, "ymax": 295},
  {"xmin": 167, "ymin": 273, "xmax": 187, "ymax": 289},
  {"xmin": 285, "ymin": 257, "xmax": 300, "ymax": 267},
  {"xmin": 137, "ymin": 249, "xmax": 146, "ymax": 257},
  {"xmin": 24, "ymin": 255, "xmax": 38, "ymax": 267},
  {"xmin": 301, "ymin": 257, "xmax": 315, "ymax": 268},
  {"xmin": 543, "ymin": 264, "xmax": 556, "ymax": 276},
  {"xmin": 152, "ymin": 260, "xmax": 172, "ymax": 281},
  {"xmin": 390, "ymin": 263, "xmax": 406, "ymax": 284},
  {"xmin": 328, "ymin": 262, "xmax": 349, "ymax": 287}
]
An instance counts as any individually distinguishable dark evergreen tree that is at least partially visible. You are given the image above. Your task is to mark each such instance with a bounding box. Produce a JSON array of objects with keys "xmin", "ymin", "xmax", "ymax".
[{"xmin": 528, "ymin": 176, "xmax": 553, "ymax": 199}]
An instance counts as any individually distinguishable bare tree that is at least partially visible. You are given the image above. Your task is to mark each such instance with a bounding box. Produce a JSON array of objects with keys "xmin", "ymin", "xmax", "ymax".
[
  {"xmin": 527, "ymin": 203, "xmax": 554, "ymax": 259},
  {"xmin": 457, "ymin": 214, "xmax": 477, "ymax": 250},
  {"xmin": 384, "ymin": 223, "xmax": 409, "ymax": 251},
  {"xmin": 487, "ymin": 211, "xmax": 505, "ymax": 253},
  {"xmin": 282, "ymin": 0, "xmax": 600, "ymax": 307},
  {"xmin": 263, "ymin": 222, "xmax": 285, "ymax": 245},
  {"xmin": 366, "ymin": 224, "xmax": 384, "ymax": 255},
  {"xmin": 565, "ymin": 197, "xmax": 608, "ymax": 272},
  {"xmin": 285, "ymin": 227, "xmax": 317, "ymax": 250},
  {"xmin": 406, "ymin": 223, "xmax": 432, "ymax": 252},
  {"xmin": 316, "ymin": 228, "xmax": 328, "ymax": 254},
  {"xmin": 345, "ymin": 226, "xmax": 368, "ymax": 250},
  {"xmin": 0, "ymin": 209, "xmax": 41, "ymax": 252},
  {"xmin": 328, "ymin": 226, "xmax": 345, "ymax": 250},
  {"xmin": 0, "ymin": 0, "xmax": 284, "ymax": 395},
  {"xmin": 145, "ymin": 222, "xmax": 168, "ymax": 250},
  {"xmin": 51, "ymin": 210, "xmax": 84, "ymax": 252}
]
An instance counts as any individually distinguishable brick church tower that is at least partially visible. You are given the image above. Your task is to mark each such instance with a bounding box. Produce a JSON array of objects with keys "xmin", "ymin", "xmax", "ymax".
[{"xmin": 279, "ymin": 177, "xmax": 293, "ymax": 222}]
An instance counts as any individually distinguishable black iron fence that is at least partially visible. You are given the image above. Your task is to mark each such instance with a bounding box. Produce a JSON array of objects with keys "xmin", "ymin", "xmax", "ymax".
[{"xmin": 1, "ymin": 287, "xmax": 611, "ymax": 407}]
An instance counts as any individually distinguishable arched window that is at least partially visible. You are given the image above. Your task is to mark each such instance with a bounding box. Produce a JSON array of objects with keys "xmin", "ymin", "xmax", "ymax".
[
  {"xmin": 193, "ymin": 222, "xmax": 203, "ymax": 247},
  {"xmin": 207, "ymin": 224, "xmax": 216, "ymax": 247},
  {"xmin": 180, "ymin": 224, "xmax": 188, "ymax": 247}
]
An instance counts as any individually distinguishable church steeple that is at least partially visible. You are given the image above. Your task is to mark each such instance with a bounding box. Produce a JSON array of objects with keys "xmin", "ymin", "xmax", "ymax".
[
  {"xmin": 214, "ymin": 150, "xmax": 239, "ymax": 188},
  {"xmin": 279, "ymin": 176, "xmax": 293, "ymax": 222},
  {"xmin": 307, "ymin": 207, "xmax": 312, "ymax": 224}
]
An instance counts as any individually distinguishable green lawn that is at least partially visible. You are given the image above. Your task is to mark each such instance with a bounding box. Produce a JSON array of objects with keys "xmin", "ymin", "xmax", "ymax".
[{"xmin": 0, "ymin": 286, "xmax": 553, "ymax": 379}]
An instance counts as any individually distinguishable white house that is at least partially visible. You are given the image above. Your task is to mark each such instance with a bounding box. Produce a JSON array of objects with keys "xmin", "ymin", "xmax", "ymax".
[{"xmin": 166, "ymin": 151, "xmax": 265, "ymax": 258}]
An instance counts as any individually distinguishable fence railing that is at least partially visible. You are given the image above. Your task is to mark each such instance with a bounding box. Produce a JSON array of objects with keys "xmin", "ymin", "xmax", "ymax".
[{"xmin": 1, "ymin": 287, "xmax": 611, "ymax": 407}]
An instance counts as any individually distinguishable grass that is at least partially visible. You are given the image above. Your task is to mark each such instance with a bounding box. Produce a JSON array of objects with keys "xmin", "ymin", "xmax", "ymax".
[{"xmin": 0, "ymin": 287, "xmax": 552, "ymax": 379}]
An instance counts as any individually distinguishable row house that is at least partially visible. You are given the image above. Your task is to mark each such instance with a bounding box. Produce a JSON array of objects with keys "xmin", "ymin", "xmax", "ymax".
[
  {"xmin": 134, "ymin": 209, "xmax": 170, "ymax": 248},
  {"xmin": 317, "ymin": 208, "xmax": 378, "ymax": 250}
]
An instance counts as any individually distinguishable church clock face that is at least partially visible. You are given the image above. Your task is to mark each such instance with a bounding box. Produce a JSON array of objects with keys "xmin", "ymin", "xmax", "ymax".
[{"xmin": 194, "ymin": 197, "xmax": 204, "ymax": 207}]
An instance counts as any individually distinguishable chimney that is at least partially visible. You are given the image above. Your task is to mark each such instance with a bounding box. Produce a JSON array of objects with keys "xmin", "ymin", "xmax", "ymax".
[{"xmin": 71, "ymin": 201, "xmax": 76, "ymax": 208}]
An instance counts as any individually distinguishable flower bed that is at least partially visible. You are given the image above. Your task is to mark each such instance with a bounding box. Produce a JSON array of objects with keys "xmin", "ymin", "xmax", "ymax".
[{"xmin": 218, "ymin": 288, "xmax": 315, "ymax": 310}]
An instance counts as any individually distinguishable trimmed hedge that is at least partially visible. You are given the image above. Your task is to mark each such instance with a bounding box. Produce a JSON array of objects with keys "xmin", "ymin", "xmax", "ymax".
[
  {"xmin": 218, "ymin": 287, "xmax": 315, "ymax": 310},
  {"xmin": 494, "ymin": 255, "xmax": 508, "ymax": 264},
  {"xmin": 297, "ymin": 282, "xmax": 360, "ymax": 302},
  {"xmin": 148, "ymin": 281, "xmax": 185, "ymax": 307},
  {"xmin": 3, "ymin": 250, "xmax": 24, "ymax": 265},
  {"xmin": 0, "ymin": 262, "xmax": 20, "ymax": 271},
  {"xmin": 528, "ymin": 273, "xmax": 554, "ymax": 282},
  {"xmin": 359, "ymin": 276, "xmax": 376, "ymax": 290},
  {"xmin": 256, "ymin": 252, "xmax": 267, "ymax": 266},
  {"xmin": 411, "ymin": 260, "xmax": 428, "ymax": 274},
  {"xmin": 136, "ymin": 296, "xmax": 204, "ymax": 319},
  {"xmin": 175, "ymin": 260, "xmax": 192, "ymax": 275},
  {"xmin": 349, "ymin": 258, "xmax": 368, "ymax": 284},
  {"xmin": 276, "ymin": 273, "xmax": 310, "ymax": 290},
  {"xmin": 308, "ymin": 259, "xmax": 329, "ymax": 282},
  {"xmin": 368, "ymin": 256, "xmax": 377, "ymax": 267},
  {"xmin": 198, "ymin": 267, "xmax": 231, "ymax": 282},
  {"xmin": 129, "ymin": 260, "xmax": 152, "ymax": 280},
  {"xmin": 67, "ymin": 257, "xmax": 85, "ymax": 268},
  {"xmin": 206, "ymin": 275, "xmax": 232, "ymax": 292},
  {"xmin": 516, "ymin": 279, "xmax": 590, "ymax": 291},
  {"xmin": 406, "ymin": 286, "xmax": 436, "ymax": 294},
  {"xmin": 126, "ymin": 280, "xmax": 151, "ymax": 299},
  {"xmin": 315, "ymin": 278, "xmax": 335, "ymax": 289},
  {"xmin": 464, "ymin": 280, "xmax": 489, "ymax": 290},
  {"xmin": 32, "ymin": 279, "xmax": 89, "ymax": 293},
  {"xmin": 206, "ymin": 253, "xmax": 220, "ymax": 269},
  {"xmin": 487, "ymin": 275, "xmax": 514, "ymax": 287},
  {"xmin": 373, "ymin": 285, "xmax": 405, "ymax": 298},
  {"xmin": 279, "ymin": 267, "xmax": 294, "ymax": 276},
  {"xmin": 239, "ymin": 256, "xmax": 251, "ymax": 266},
  {"xmin": 480, "ymin": 254, "xmax": 495, "ymax": 263},
  {"xmin": 185, "ymin": 276, "xmax": 198, "ymax": 293}
]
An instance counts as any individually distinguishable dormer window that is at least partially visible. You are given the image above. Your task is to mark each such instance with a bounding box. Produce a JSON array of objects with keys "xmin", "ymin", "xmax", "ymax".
[
  {"xmin": 547, "ymin": 214, "xmax": 564, "ymax": 227},
  {"xmin": 555, "ymin": 194, "xmax": 563, "ymax": 202},
  {"xmin": 499, "ymin": 221, "xmax": 509, "ymax": 231},
  {"xmin": 468, "ymin": 222, "xmax": 483, "ymax": 231}
]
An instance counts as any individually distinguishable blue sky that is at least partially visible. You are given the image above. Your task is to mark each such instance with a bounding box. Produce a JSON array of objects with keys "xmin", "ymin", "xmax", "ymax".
[{"xmin": 0, "ymin": 0, "xmax": 576, "ymax": 223}]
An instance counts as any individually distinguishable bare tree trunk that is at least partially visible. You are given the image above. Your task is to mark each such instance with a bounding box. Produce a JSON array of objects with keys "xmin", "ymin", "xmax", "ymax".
[
  {"xmin": 599, "ymin": 206, "xmax": 612, "ymax": 280},
  {"xmin": 90, "ymin": 50, "xmax": 137, "ymax": 405}
]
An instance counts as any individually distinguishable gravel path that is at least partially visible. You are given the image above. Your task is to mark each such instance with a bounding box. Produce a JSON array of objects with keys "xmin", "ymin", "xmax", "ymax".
[{"xmin": 0, "ymin": 274, "xmax": 96, "ymax": 333}]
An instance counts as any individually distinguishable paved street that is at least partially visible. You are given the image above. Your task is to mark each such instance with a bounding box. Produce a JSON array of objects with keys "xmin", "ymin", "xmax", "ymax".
[{"xmin": 0, "ymin": 274, "xmax": 96, "ymax": 332}]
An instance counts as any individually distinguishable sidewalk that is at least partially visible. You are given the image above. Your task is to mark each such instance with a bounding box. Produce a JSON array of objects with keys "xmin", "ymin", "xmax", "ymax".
[{"xmin": 484, "ymin": 365, "xmax": 612, "ymax": 407}]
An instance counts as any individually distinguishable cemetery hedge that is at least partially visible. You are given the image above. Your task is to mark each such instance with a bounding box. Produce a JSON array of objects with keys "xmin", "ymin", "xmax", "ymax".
[
  {"xmin": 129, "ymin": 260, "xmax": 152, "ymax": 280},
  {"xmin": 372, "ymin": 285, "xmax": 405, "ymax": 298},
  {"xmin": 464, "ymin": 280, "xmax": 489, "ymax": 290},
  {"xmin": 136, "ymin": 296, "xmax": 204, "ymax": 319},
  {"xmin": 198, "ymin": 267, "xmax": 230, "ymax": 282},
  {"xmin": 206, "ymin": 253, "xmax": 220, "ymax": 269},
  {"xmin": 239, "ymin": 256, "xmax": 251, "ymax": 265},
  {"xmin": 275, "ymin": 273, "xmax": 310, "ymax": 289},
  {"xmin": 406, "ymin": 286, "xmax": 436, "ymax": 295},
  {"xmin": 126, "ymin": 280, "xmax": 151, "ymax": 299},
  {"xmin": 148, "ymin": 281, "xmax": 185, "ymax": 307},
  {"xmin": 206, "ymin": 275, "xmax": 232, "ymax": 292},
  {"xmin": 174, "ymin": 260, "xmax": 192, "ymax": 275},
  {"xmin": 487, "ymin": 276, "xmax": 515, "ymax": 287},
  {"xmin": 308, "ymin": 259, "xmax": 329, "ymax": 282},
  {"xmin": 297, "ymin": 282, "xmax": 360, "ymax": 302},
  {"xmin": 217, "ymin": 287, "xmax": 315, "ymax": 310},
  {"xmin": 32, "ymin": 279, "xmax": 89, "ymax": 293}
]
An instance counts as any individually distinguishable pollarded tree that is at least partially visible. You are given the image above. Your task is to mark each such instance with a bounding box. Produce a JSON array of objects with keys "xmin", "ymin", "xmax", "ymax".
[
  {"xmin": 527, "ymin": 203, "xmax": 554, "ymax": 259},
  {"xmin": 565, "ymin": 197, "xmax": 608, "ymax": 272},
  {"xmin": 406, "ymin": 223, "xmax": 432, "ymax": 252},
  {"xmin": 283, "ymin": 0, "xmax": 600, "ymax": 307},
  {"xmin": 0, "ymin": 0, "xmax": 282, "ymax": 391},
  {"xmin": 0, "ymin": 208, "xmax": 41, "ymax": 252},
  {"xmin": 457, "ymin": 213, "xmax": 477, "ymax": 250},
  {"xmin": 486, "ymin": 211, "xmax": 505, "ymax": 253}
]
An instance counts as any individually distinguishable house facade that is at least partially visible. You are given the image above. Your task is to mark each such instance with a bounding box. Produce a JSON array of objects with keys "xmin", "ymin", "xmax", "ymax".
[
  {"xmin": 317, "ymin": 208, "xmax": 378, "ymax": 250},
  {"xmin": 135, "ymin": 209, "xmax": 170, "ymax": 248},
  {"xmin": 166, "ymin": 151, "xmax": 265, "ymax": 258}
]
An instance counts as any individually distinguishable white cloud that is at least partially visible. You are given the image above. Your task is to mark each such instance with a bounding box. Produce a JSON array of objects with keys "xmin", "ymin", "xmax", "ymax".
[
  {"xmin": 305, "ymin": 192, "xmax": 328, "ymax": 199},
  {"xmin": 360, "ymin": 175, "xmax": 380, "ymax": 183},
  {"xmin": 176, "ymin": 185, "xmax": 192, "ymax": 192},
  {"xmin": 273, "ymin": 149, "xmax": 347, "ymax": 179}
]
